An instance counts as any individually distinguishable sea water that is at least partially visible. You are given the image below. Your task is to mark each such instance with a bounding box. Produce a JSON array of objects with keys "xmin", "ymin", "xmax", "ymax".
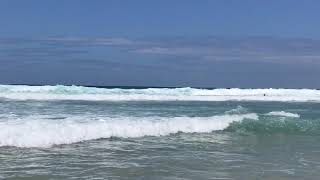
[{"xmin": 1, "ymin": 85, "xmax": 320, "ymax": 179}]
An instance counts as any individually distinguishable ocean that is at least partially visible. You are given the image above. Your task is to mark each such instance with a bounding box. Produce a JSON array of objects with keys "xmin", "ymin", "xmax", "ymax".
[{"xmin": 1, "ymin": 85, "xmax": 320, "ymax": 179}]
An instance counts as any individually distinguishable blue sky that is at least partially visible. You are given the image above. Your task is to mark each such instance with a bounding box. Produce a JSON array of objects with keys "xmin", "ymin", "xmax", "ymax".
[{"xmin": 1, "ymin": 0, "xmax": 320, "ymax": 88}]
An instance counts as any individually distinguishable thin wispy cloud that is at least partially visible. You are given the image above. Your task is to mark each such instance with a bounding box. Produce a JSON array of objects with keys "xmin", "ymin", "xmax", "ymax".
[
  {"xmin": 0, "ymin": 37, "xmax": 139, "ymax": 47},
  {"xmin": 131, "ymin": 37, "xmax": 320, "ymax": 65},
  {"xmin": 2, "ymin": 36, "xmax": 320, "ymax": 65},
  {"xmin": 39, "ymin": 37, "xmax": 135, "ymax": 46}
]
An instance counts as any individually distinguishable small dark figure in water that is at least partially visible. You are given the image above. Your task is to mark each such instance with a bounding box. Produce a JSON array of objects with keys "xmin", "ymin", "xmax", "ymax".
[{"xmin": 263, "ymin": 94, "xmax": 266, "ymax": 96}]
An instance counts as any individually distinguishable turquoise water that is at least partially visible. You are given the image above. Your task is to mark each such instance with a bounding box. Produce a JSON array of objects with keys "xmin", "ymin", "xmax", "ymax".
[{"xmin": 1, "ymin": 85, "xmax": 320, "ymax": 179}]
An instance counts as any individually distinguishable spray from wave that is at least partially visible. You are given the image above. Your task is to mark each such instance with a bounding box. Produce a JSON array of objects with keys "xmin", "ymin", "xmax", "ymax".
[{"xmin": 1, "ymin": 85, "xmax": 320, "ymax": 102}]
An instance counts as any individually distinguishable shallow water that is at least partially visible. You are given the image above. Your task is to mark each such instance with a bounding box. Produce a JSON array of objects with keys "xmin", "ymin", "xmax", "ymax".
[
  {"xmin": 2, "ymin": 132, "xmax": 320, "ymax": 179},
  {"xmin": 1, "ymin": 86, "xmax": 320, "ymax": 179}
]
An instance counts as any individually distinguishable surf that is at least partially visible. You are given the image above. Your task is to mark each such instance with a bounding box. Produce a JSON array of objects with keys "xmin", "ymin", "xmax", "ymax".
[
  {"xmin": 1, "ymin": 84, "xmax": 320, "ymax": 102},
  {"xmin": 0, "ymin": 113, "xmax": 258, "ymax": 148}
]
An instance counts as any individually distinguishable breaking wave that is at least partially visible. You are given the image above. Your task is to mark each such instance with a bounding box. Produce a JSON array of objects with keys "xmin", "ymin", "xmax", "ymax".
[
  {"xmin": 0, "ymin": 113, "xmax": 258, "ymax": 148},
  {"xmin": 1, "ymin": 110, "xmax": 320, "ymax": 148},
  {"xmin": 1, "ymin": 84, "xmax": 320, "ymax": 102}
]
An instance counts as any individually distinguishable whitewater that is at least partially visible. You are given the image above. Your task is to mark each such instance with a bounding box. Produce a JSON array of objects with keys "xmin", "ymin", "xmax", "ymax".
[
  {"xmin": 0, "ymin": 113, "xmax": 258, "ymax": 147},
  {"xmin": 1, "ymin": 84, "xmax": 320, "ymax": 102}
]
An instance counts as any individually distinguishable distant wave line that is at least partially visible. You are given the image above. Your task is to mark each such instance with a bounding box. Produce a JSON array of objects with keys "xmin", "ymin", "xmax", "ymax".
[{"xmin": 1, "ymin": 84, "xmax": 320, "ymax": 102}]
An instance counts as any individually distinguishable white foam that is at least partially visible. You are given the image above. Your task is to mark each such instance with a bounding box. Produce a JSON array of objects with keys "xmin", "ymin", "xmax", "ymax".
[
  {"xmin": 1, "ymin": 85, "xmax": 320, "ymax": 102},
  {"xmin": 0, "ymin": 113, "xmax": 258, "ymax": 148},
  {"xmin": 266, "ymin": 111, "xmax": 300, "ymax": 118},
  {"xmin": 225, "ymin": 105, "xmax": 248, "ymax": 114}
]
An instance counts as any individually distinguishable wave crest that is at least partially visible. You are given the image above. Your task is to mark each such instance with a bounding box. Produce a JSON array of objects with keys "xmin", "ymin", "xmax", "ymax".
[
  {"xmin": 0, "ymin": 113, "xmax": 258, "ymax": 148},
  {"xmin": 265, "ymin": 111, "xmax": 300, "ymax": 118}
]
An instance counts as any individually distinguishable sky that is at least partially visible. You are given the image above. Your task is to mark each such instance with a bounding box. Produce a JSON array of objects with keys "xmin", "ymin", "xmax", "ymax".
[{"xmin": 1, "ymin": 0, "xmax": 320, "ymax": 88}]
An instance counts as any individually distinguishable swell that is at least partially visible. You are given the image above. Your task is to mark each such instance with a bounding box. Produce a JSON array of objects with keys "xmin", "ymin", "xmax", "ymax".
[
  {"xmin": 226, "ymin": 116, "xmax": 320, "ymax": 135},
  {"xmin": 1, "ymin": 85, "xmax": 320, "ymax": 102}
]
